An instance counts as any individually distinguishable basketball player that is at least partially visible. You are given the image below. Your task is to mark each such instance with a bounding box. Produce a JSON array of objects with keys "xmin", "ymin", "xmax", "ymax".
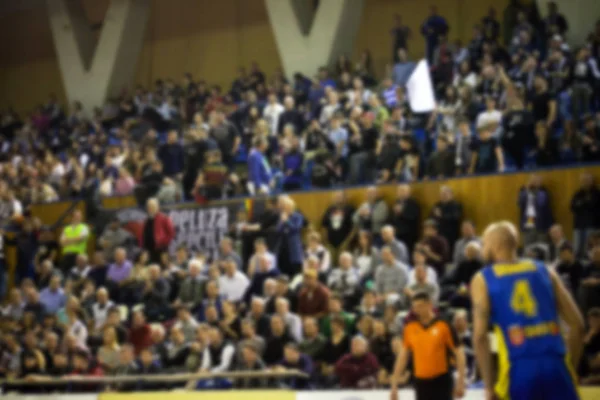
[{"xmin": 471, "ymin": 221, "xmax": 585, "ymax": 400}]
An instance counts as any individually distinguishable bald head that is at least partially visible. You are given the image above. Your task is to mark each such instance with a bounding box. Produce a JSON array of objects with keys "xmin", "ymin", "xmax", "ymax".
[{"xmin": 482, "ymin": 221, "xmax": 519, "ymax": 263}]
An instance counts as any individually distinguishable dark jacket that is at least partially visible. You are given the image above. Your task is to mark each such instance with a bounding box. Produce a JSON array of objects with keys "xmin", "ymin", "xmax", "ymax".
[
  {"xmin": 275, "ymin": 212, "xmax": 305, "ymax": 264},
  {"xmin": 389, "ymin": 197, "xmax": 421, "ymax": 252},
  {"xmin": 518, "ymin": 186, "xmax": 554, "ymax": 231},
  {"xmin": 335, "ymin": 351, "xmax": 380, "ymax": 388},
  {"xmin": 431, "ymin": 200, "xmax": 463, "ymax": 249},
  {"xmin": 278, "ymin": 353, "xmax": 314, "ymax": 389},
  {"xmin": 142, "ymin": 278, "xmax": 171, "ymax": 311},
  {"xmin": 321, "ymin": 203, "xmax": 355, "ymax": 248},
  {"xmin": 571, "ymin": 186, "xmax": 600, "ymax": 229},
  {"xmin": 244, "ymin": 268, "xmax": 280, "ymax": 303}
]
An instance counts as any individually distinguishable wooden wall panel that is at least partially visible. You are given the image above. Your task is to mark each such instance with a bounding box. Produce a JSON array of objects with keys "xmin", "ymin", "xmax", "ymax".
[
  {"xmin": 0, "ymin": 0, "xmax": 506, "ymax": 114},
  {"xmin": 289, "ymin": 166, "xmax": 600, "ymax": 239}
]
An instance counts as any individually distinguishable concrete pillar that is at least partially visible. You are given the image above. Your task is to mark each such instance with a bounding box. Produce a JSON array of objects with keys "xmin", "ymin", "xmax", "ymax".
[
  {"xmin": 265, "ymin": 0, "xmax": 365, "ymax": 79},
  {"xmin": 536, "ymin": 0, "xmax": 600, "ymax": 46},
  {"xmin": 46, "ymin": 0, "xmax": 150, "ymax": 114}
]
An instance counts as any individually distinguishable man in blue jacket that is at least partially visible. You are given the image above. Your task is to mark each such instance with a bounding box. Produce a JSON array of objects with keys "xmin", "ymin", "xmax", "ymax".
[
  {"xmin": 247, "ymin": 137, "xmax": 272, "ymax": 196},
  {"xmin": 420, "ymin": 5, "xmax": 449, "ymax": 64}
]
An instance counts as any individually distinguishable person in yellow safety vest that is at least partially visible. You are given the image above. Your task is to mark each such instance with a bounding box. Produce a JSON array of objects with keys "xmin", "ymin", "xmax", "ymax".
[{"xmin": 59, "ymin": 210, "xmax": 90, "ymax": 273}]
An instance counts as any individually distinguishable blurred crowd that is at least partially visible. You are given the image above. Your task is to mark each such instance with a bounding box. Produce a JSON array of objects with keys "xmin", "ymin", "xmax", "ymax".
[
  {"xmin": 1, "ymin": 172, "xmax": 600, "ymax": 391},
  {"xmin": 0, "ymin": 2, "xmax": 599, "ymax": 213},
  {"xmin": 2, "ymin": 0, "xmax": 600, "ymax": 393}
]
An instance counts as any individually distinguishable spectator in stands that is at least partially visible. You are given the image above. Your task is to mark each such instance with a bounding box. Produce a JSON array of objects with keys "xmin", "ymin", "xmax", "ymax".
[
  {"xmin": 174, "ymin": 259, "xmax": 205, "ymax": 312},
  {"xmin": 98, "ymin": 326, "xmax": 121, "ymax": 374},
  {"xmin": 556, "ymin": 244, "xmax": 584, "ymax": 297},
  {"xmin": 518, "ymin": 175, "xmax": 554, "ymax": 246},
  {"xmin": 453, "ymin": 220, "xmax": 481, "ymax": 265},
  {"xmin": 164, "ymin": 326, "xmax": 190, "ymax": 372},
  {"xmin": 238, "ymin": 319, "xmax": 265, "ymax": 359},
  {"xmin": 447, "ymin": 241, "xmax": 483, "ymax": 292},
  {"xmin": 98, "ymin": 218, "xmax": 134, "ymax": 262},
  {"xmin": 90, "ymin": 287, "xmax": 114, "ymax": 332},
  {"xmin": 248, "ymin": 297, "xmax": 270, "ymax": 339},
  {"xmin": 275, "ymin": 196, "xmax": 304, "ymax": 277},
  {"xmin": 581, "ymin": 246, "xmax": 600, "ymax": 312},
  {"xmin": 452, "ymin": 309, "xmax": 475, "ymax": 381},
  {"xmin": 581, "ymin": 308, "xmax": 600, "ymax": 383},
  {"xmin": 321, "ymin": 295, "xmax": 356, "ymax": 338},
  {"xmin": 39, "ymin": 275, "xmax": 66, "ymax": 315},
  {"xmin": 236, "ymin": 344, "xmax": 268, "ymax": 389},
  {"xmin": 328, "ymin": 252, "xmax": 361, "ymax": 310},
  {"xmin": 405, "ymin": 261, "xmax": 440, "ymax": 306},
  {"xmin": 305, "ymin": 232, "xmax": 331, "ymax": 274},
  {"xmin": 129, "ymin": 310, "xmax": 152, "ymax": 355},
  {"xmin": 199, "ymin": 326, "xmax": 235, "ymax": 375},
  {"xmin": 274, "ymin": 297, "xmax": 301, "ymax": 343},
  {"xmin": 59, "ymin": 210, "xmax": 90, "ymax": 273},
  {"xmin": 353, "ymin": 186, "xmax": 389, "ymax": 242},
  {"xmin": 416, "ymin": 219, "xmax": 449, "ymax": 277},
  {"xmin": 264, "ymin": 314, "xmax": 293, "ymax": 366},
  {"xmin": 140, "ymin": 198, "xmax": 175, "ymax": 264},
  {"xmin": 581, "ymin": 115, "xmax": 600, "ymax": 162},
  {"xmin": 571, "ymin": 173, "xmax": 600, "ymax": 257},
  {"xmin": 374, "ymin": 246, "xmax": 409, "ymax": 305},
  {"xmin": 298, "ymin": 268, "xmax": 329, "ymax": 319},
  {"xmin": 381, "ymin": 225, "xmax": 409, "ymax": 264},
  {"xmin": 106, "ymin": 247, "xmax": 133, "ymax": 302},
  {"xmin": 335, "ymin": 335, "xmax": 380, "ymax": 388},
  {"xmin": 389, "ymin": 184, "xmax": 420, "ymax": 255},
  {"xmin": 142, "ymin": 264, "xmax": 171, "ymax": 321},
  {"xmin": 533, "ymin": 121, "xmax": 560, "ymax": 167},
  {"xmin": 352, "ymin": 230, "xmax": 379, "ymax": 281},
  {"xmin": 420, "ymin": 5, "xmax": 449, "ymax": 63},
  {"xmin": 469, "ymin": 122, "xmax": 505, "ymax": 174},
  {"xmin": 430, "ymin": 186, "xmax": 463, "ymax": 251},
  {"xmin": 425, "ymin": 135, "xmax": 455, "ymax": 179},
  {"xmin": 247, "ymin": 137, "xmax": 273, "ymax": 196},
  {"xmin": 275, "ymin": 342, "xmax": 314, "ymax": 389},
  {"xmin": 218, "ymin": 258, "xmax": 249, "ymax": 303},
  {"xmin": 299, "ymin": 317, "xmax": 326, "ymax": 360},
  {"xmin": 548, "ymin": 224, "xmax": 569, "ymax": 262},
  {"xmin": 320, "ymin": 191, "xmax": 355, "ymax": 262}
]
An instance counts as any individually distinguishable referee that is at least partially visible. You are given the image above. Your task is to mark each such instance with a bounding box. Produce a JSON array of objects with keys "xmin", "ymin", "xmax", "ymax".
[{"xmin": 390, "ymin": 292, "xmax": 466, "ymax": 400}]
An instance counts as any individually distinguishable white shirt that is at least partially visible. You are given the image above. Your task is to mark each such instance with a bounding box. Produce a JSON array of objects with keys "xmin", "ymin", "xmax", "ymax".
[
  {"xmin": 201, "ymin": 342, "xmax": 236, "ymax": 372},
  {"xmin": 92, "ymin": 300, "xmax": 115, "ymax": 331},
  {"xmin": 281, "ymin": 312, "xmax": 303, "ymax": 342},
  {"xmin": 476, "ymin": 110, "xmax": 503, "ymax": 130},
  {"xmin": 263, "ymin": 103, "xmax": 285, "ymax": 136},
  {"xmin": 408, "ymin": 266, "xmax": 438, "ymax": 286},
  {"xmin": 69, "ymin": 319, "xmax": 88, "ymax": 348},
  {"xmin": 218, "ymin": 271, "xmax": 250, "ymax": 302}
]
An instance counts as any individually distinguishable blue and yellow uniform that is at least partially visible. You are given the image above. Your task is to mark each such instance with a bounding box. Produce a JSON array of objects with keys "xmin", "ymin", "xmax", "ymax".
[{"xmin": 481, "ymin": 259, "xmax": 579, "ymax": 400}]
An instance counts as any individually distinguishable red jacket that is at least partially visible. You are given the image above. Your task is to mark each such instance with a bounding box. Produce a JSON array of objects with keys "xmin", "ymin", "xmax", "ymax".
[
  {"xmin": 138, "ymin": 212, "xmax": 175, "ymax": 250},
  {"xmin": 129, "ymin": 324, "xmax": 153, "ymax": 355},
  {"xmin": 335, "ymin": 352, "xmax": 380, "ymax": 388}
]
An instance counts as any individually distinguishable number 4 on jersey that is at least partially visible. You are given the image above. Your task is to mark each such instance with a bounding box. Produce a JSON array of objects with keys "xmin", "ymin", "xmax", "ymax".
[{"xmin": 511, "ymin": 280, "xmax": 538, "ymax": 318}]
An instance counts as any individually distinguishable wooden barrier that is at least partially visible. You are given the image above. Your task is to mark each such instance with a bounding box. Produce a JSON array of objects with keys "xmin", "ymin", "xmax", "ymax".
[
  {"xmin": 0, "ymin": 369, "xmax": 307, "ymax": 386},
  {"xmin": 289, "ymin": 165, "xmax": 600, "ymax": 239},
  {"xmin": 26, "ymin": 164, "xmax": 600, "ymax": 246}
]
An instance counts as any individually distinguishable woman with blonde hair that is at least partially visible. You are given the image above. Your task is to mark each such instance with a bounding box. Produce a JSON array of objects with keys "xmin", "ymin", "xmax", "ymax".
[{"xmin": 97, "ymin": 325, "xmax": 121, "ymax": 373}]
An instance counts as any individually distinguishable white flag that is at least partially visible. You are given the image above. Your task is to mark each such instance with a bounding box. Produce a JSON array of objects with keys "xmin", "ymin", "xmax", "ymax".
[{"xmin": 406, "ymin": 59, "xmax": 436, "ymax": 113}]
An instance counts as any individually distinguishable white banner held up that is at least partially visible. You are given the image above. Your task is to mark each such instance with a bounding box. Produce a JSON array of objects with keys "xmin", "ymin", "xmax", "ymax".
[{"xmin": 406, "ymin": 59, "xmax": 436, "ymax": 113}]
